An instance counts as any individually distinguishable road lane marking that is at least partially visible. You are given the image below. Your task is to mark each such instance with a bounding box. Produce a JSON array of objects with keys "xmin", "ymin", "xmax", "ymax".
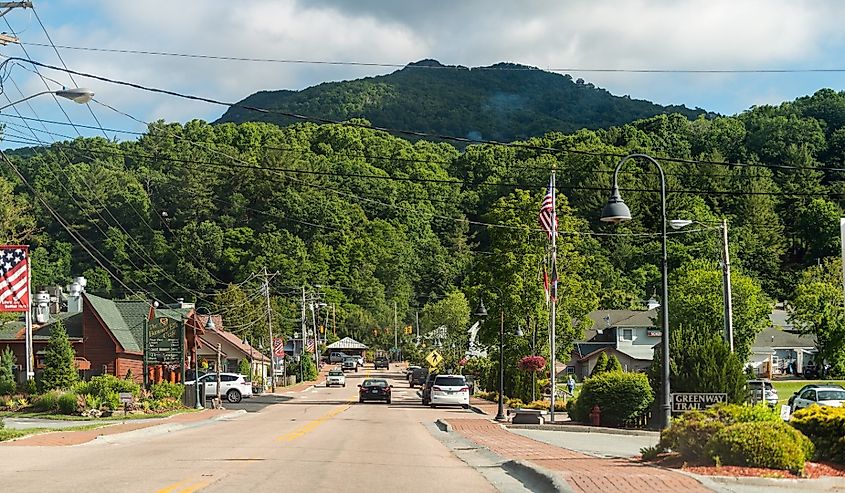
[
  {"xmin": 156, "ymin": 480, "xmax": 210, "ymax": 493},
  {"xmin": 155, "ymin": 481, "xmax": 188, "ymax": 493},
  {"xmin": 275, "ymin": 401, "xmax": 352, "ymax": 442},
  {"xmin": 176, "ymin": 482, "xmax": 210, "ymax": 493}
]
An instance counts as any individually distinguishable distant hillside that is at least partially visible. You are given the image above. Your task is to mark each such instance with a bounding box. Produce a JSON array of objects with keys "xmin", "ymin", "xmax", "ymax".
[{"xmin": 215, "ymin": 59, "xmax": 708, "ymax": 142}]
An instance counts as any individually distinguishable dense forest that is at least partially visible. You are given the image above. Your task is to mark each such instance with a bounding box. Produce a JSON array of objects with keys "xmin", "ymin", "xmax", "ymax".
[
  {"xmin": 4, "ymin": 87, "xmax": 845, "ymax": 368},
  {"xmin": 216, "ymin": 59, "xmax": 706, "ymax": 142}
]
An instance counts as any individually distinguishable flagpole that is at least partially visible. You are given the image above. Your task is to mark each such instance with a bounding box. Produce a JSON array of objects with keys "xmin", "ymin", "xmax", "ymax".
[
  {"xmin": 549, "ymin": 171, "xmax": 557, "ymax": 423},
  {"xmin": 25, "ymin": 248, "xmax": 34, "ymax": 380}
]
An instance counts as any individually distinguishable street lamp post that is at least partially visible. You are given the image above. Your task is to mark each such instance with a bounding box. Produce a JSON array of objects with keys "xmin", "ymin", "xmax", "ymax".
[
  {"xmin": 475, "ymin": 294, "xmax": 523, "ymax": 422},
  {"xmin": 600, "ymin": 153, "xmax": 671, "ymax": 429},
  {"xmin": 193, "ymin": 307, "xmax": 216, "ymax": 409},
  {"xmin": 0, "ymin": 86, "xmax": 95, "ymax": 382}
]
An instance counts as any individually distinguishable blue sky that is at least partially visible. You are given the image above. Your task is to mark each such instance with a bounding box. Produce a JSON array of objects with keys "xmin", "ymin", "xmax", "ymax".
[{"xmin": 3, "ymin": 0, "xmax": 845, "ymax": 147}]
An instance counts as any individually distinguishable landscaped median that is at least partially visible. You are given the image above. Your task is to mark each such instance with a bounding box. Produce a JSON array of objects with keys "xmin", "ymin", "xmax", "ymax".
[{"xmin": 642, "ymin": 403, "xmax": 845, "ymax": 479}]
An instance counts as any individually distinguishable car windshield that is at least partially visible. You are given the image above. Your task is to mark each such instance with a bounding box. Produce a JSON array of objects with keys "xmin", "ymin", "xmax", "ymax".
[
  {"xmin": 818, "ymin": 390, "xmax": 845, "ymax": 401},
  {"xmin": 435, "ymin": 377, "xmax": 465, "ymax": 387},
  {"xmin": 363, "ymin": 380, "xmax": 388, "ymax": 387},
  {"xmin": 329, "ymin": 371, "xmax": 343, "ymax": 376}
]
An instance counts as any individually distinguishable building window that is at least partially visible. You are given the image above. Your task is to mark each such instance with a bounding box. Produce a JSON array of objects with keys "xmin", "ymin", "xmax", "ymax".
[
  {"xmin": 566, "ymin": 367, "xmax": 575, "ymax": 374},
  {"xmin": 622, "ymin": 328, "xmax": 633, "ymax": 341}
]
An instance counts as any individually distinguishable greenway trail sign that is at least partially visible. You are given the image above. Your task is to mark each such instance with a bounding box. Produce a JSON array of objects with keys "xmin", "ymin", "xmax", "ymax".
[
  {"xmin": 671, "ymin": 392, "xmax": 727, "ymax": 413},
  {"xmin": 146, "ymin": 317, "xmax": 183, "ymax": 364}
]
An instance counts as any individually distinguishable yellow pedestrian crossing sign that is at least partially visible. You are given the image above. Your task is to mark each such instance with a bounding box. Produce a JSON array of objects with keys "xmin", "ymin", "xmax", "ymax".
[{"xmin": 425, "ymin": 350, "xmax": 443, "ymax": 368}]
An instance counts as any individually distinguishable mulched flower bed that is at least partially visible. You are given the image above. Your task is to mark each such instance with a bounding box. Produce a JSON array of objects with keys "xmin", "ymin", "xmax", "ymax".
[{"xmin": 645, "ymin": 453, "xmax": 845, "ymax": 479}]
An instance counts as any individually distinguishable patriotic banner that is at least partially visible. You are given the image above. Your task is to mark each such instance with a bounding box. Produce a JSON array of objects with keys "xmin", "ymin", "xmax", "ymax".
[
  {"xmin": 542, "ymin": 263, "xmax": 550, "ymax": 306},
  {"xmin": 306, "ymin": 338, "xmax": 316, "ymax": 353},
  {"xmin": 273, "ymin": 337, "xmax": 285, "ymax": 357},
  {"xmin": 550, "ymin": 256, "xmax": 559, "ymax": 304},
  {"xmin": 0, "ymin": 246, "xmax": 29, "ymax": 312}
]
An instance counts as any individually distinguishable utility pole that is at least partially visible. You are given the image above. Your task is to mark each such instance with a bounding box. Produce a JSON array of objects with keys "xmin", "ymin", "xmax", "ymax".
[
  {"xmin": 721, "ymin": 219, "xmax": 734, "ymax": 352},
  {"xmin": 415, "ymin": 310, "xmax": 420, "ymax": 342},
  {"xmin": 301, "ymin": 286, "xmax": 307, "ymax": 382},
  {"xmin": 393, "ymin": 301, "xmax": 398, "ymax": 362},
  {"xmin": 264, "ymin": 267, "xmax": 276, "ymax": 392},
  {"xmin": 216, "ymin": 343, "xmax": 222, "ymax": 405}
]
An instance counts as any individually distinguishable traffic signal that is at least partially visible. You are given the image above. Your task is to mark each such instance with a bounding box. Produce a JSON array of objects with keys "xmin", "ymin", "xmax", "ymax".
[
  {"xmin": 404, "ymin": 325, "xmax": 413, "ymax": 335},
  {"xmin": 319, "ymin": 325, "xmax": 325, "ymax": 334}
]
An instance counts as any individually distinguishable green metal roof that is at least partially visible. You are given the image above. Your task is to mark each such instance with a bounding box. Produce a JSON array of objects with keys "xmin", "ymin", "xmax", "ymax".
[
  {"xmin": 155, "ymin": 308, "xmax": 190, "ymax": 321},
  {"xmin": 84, "ymin": 294, "xmax": 144, "ymax": 353},
  {"xmin": 0, "ymin": 312, "xmax": 83, "ymax": 341}
]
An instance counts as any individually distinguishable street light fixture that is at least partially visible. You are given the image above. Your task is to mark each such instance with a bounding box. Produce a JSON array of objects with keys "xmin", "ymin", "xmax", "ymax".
[
  {"xmin": 600, "ymin": 153, "xmax": 671, "ymax": 429},
  {"xmin": 670, "ymin": 218, "xmax": 734, "ymax": 351},
  {"xmin": 475, "ymin": 292, "xmax": 523, "ymax": 422},
  {"xmin": 0, "ymin": 87, "xmax": 95, "ymax": 111}
]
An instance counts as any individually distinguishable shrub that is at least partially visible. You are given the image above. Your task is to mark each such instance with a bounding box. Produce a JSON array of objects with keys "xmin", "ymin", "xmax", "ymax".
[
  {"xmin": 40, "ymin": 322, "xmax": 78, "ymax": 391},
  {"xmin": 591, "ymin": 352, "xmax": 609, "ymax": 376},
  {"xmin": 0, "ymin": 346, "xmax": 16, "ymax": 395},
  {"xmin": 790, "ymin": 405, "xmax": 845, "ymax": 463},
  {"xmin": 517, "ymin": 355, "xmax": 546, "ymax": 373},
  {"xmin": 151, "ymin": 381, "xmax": 184, "ymax": 401},
  {"xmin": 506, "ymin": 398, "xmax": 525, "ymax": 409},
  {"xmin": 75, "ymin": 374, "xmax": 141, "ymax": 398},
  {"xmin": 572, "ymin": 371, "xmax": 653, "ymax": 426},
  {"xmin": 707, "ymin": 421, "xmax": 813, "ymax": 473},
  {"xmin": 57, "ymin": 392, "xmax": 78, "ymax": 414},
  {"xmin": 32, "ymin": 390, "xmax": 62, "ymax": 412},
  {"xmin": 605, "ymin": 354, "xmax": 623, "ymax": 372},
  {"xmin": 524, "ymin": 399, "xmax": 566, "ymax": 411},
  {"xmin": 660, "ymin": 403, "xmax": 783, "ymax": 462}
]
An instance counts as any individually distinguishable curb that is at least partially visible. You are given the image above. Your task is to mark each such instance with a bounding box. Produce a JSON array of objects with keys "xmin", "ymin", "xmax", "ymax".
[
  {"xmin": 506, "ymin": 422, "xmax": 659, "ymax": 437},
  {"xmin": 680, "ymin": 469, "xmax": 845, "ymax": 492},
  {"xmin": 501, "ymin": 459, "xmax": 575, "ymax": 493},
  {"xmin": 435, "ymin": 418, "xmax": 452, "ymax": 432},
  {"xmin": 87, "ymin": 409, "xmax": 246, "ymax": 445},
  {"xmin": 469, "ymin": 405, "xmax": 488, "ymax": 415}
]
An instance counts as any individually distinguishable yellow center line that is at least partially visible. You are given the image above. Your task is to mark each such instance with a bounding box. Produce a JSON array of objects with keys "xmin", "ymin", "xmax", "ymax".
[
  {"xmin": 276, "ymin": 369, "xmax": 371, "ymax": 443},
  {"xmin": 156, "ymin": 481, "xmax": 189, "ymax": 493},
  {"xmin": 176, "ymin": 482, "xmax": 210, "ymax": 493}
]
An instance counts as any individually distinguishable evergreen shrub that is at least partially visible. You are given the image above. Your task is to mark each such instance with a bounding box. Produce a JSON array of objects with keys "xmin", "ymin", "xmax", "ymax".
[
  {"xmin": 790, "ymin": 405, "xmax": 845, "ymax": 463},
  {"xmin": 707, "ymin": 421, "xmax": 813, "ymax": 473},
  {"xmin": 571, "ymin": 371, "xmax": 653, "ymax": 426}
]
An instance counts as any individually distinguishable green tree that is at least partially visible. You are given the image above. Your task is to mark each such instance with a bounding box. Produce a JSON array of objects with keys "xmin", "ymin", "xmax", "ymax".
[
  {"xmin": 41, "ymin": 321, "xmax": 78, "ymax": 391},
  {"xmin": 238, "ymin": 358, "xmax": 251, "ymax": 378},
  {"xmin": 0, "ymin": 346, "xmax": 16, "ymax": 395},
  {"xmin": 606, "ymin": 354, "xmax": 623, "ymax": 372},
  {"xmin": 650, "ymin": 325, "xmax": 746, "ymax": 403},
  {"xmin": 592, "ymin": 351, "xmax": 609, "ymax": 376},
  {"xmin": 790, "ymin": 258, "xmax": 845, "ymax": 376},
  {"xmin": 669, "ymin": 259, "xmax": 771, "ymax": 361}
]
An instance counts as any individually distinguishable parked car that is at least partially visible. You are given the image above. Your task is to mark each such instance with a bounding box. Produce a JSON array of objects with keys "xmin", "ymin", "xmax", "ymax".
[
  {"xmin": 405, "ymin": 365, "xmax": 422, "ymax": 380},
  {"xmin": 421, "ymin": 372, "xmax": 439, "ymax": 405},
  {"xmin": 326, "ymin": 369, "xmax": 346, "ymax": 387},
  {"xmin": 792, "ymin": 386, "xmax": 845, "ymax": 411},
  {"xmin": 429, "ymin": 374, "xmax": 470, "ymax": 408},
  {"xmin": 747, "ymin": 379, "xmax": 778, "ymax": 407},
  {"xmin": 374, "ymin": 356, "xmax": 389, "ymax": 370},
  {"xmin": 342, "ymin": 357, "xmax": 358, "ymax": 372},
  {"xmin": 329, "ymin": 351, "xmax": 350, "ymax": 363},
  {"xmin": 409, "ymin": 367, "xmax": 428, "ymax": 388},
  {"xmin": 186, "ymin": 372, "xmax": 252, "ymax": 403},
  {"xmin": 788, "ymin": 383, "xmax": 845, "ymax": 407},
  {"xmin": 358, "ymin": 378, "xmax": 392, "ymax": 404}
]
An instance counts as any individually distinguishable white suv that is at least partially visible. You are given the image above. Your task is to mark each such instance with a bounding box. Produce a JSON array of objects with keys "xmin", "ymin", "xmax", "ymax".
[
  {"xmin": 326, "ymin": 369, "xmax": 346, "ymax": 387},
  {"xmin": 189, "ymin": 373, "xmax": 253, "ymax": 403},
  {"xmin": 429, "ymin": 374, "xmax": 470, "ymax": 408}
]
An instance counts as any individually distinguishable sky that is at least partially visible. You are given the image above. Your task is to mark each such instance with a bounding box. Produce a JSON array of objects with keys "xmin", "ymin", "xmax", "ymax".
[{"xmin": 3, "ymin": 0, "xmax": 845, "ymax": 147}]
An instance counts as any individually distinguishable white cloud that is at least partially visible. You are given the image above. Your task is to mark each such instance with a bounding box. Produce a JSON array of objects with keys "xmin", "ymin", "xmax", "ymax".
[{"xmin": 3, "ymin": 0, "xmax": 845, "ymax": 138}]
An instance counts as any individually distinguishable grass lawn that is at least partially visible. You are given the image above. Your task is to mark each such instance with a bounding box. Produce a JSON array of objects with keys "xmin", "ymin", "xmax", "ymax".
[
  {"xmin": 0, "ymin": 423, "xmax": 108, "ymax": 442},
  {"xmin": 771, "ymin": 380, "xmax": 845, "ymax": 406},
  {"xmin": 0, "ymin": 408, "xmax": 198, "ymax": 422}
]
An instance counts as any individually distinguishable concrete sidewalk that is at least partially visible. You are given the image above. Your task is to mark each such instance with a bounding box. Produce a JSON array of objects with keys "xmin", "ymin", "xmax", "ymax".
[
  {"xmin": 1, "ymin": 408, "xmax": 235, "ymax": 446},
  {"xmin": 447, "ymin": 418, "xmax": 709, "ymax": 493}
]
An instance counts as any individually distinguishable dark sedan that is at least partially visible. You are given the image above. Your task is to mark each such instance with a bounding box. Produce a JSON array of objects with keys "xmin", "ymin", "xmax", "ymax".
[{"xmin": 358, "ymin": 379, "xmax": 392, "ymax": 404}]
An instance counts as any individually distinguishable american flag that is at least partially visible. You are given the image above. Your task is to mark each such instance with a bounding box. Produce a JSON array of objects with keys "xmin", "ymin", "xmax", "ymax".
[
  {"xmin": 273, "ymin": 337, "xmax": 285, "ymax": 357},
  {"xmin": 539, "ymin": 176, "xmax": 557, "ymax": 239},
  {"xmin": 306, "ymin": 338, "xmax": 316, "ymax": 353},
  {"xmin": 0, "ymin": 246, "xmax": 29, "ymax": 312}
]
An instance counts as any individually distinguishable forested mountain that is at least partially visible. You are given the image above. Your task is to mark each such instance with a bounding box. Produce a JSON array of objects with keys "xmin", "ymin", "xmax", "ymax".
[
  {"xmin": 4, "ymin": 88, "xmax": 845, "ymax": 364},
  {"xmin": 215, "ymin": 59, "xmax": 707, "ymax": 142}
]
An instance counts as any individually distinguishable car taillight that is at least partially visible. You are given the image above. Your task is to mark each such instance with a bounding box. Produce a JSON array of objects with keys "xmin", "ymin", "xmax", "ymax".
[
  {"xmin": 459, "ymin": 387, "xmax": 469, "ymax": 392},
  {"xmin": 385, "ymin": 387, "xmax": 391, "ymax": 393},
  {"xmin": 432, "ymin": 386, "xmax": 442, "ymax": 391}
]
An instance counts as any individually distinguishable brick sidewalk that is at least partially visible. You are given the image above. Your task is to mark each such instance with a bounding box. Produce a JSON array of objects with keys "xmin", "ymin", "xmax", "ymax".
[
  {"xmin": 1, "ymin": 409, "xmax": 231, "ymax": 447},
  {"xmin": 450, "ymin": 418, "xmax": 709, "ymax": 493},
  {"xmin": 267, "ymin": 366, "xmax": 331, "ymax": 394}
]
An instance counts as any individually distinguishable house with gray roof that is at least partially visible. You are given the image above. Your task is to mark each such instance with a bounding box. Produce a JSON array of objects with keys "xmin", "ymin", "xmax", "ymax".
[{"xmin": 564, "ymin": 309, "xmax": 660, "ymax": 380}]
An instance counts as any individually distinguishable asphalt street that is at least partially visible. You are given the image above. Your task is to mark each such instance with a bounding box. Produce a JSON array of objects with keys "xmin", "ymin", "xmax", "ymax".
[{"xmin": 0, "ymin": 366, "xmax": 495, "ymax": 493}]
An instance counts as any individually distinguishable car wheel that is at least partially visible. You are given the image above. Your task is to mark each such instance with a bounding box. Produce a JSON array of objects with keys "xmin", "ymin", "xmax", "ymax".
[
  {"xmin": 387, "ymin": 399, "xmax": 392, "ymax": 405},
  {"xmin": 343, "ymin": 383, "xmax": 346, "ymax": 387},
  {"xmin": 462, "ymin": 404, "xmax": 470, "ymax": 409},
  {"xmin": 430, "ymin": 404, "xmax": 437, "ymax": 408},
  {"xmin": 226, "ymin": 389, "xmax": 242, "ymax": 403},
  {"xmin": 410, "ymin": 383, "xmax": 415, "ymax": 388},
  {"xmin": 359, "ymin": 398, "xmax": 364, "ymax": 403}
]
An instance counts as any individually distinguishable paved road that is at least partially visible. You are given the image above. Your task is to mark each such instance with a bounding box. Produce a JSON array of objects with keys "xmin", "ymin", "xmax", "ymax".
[{"xmin": 0, "ymin": 367, "xmax": 494, "ymax": 493}]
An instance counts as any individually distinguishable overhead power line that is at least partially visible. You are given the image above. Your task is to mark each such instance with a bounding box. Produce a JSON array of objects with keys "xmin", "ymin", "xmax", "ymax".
[{"xmin": 19, "ymin": 41, "xmax": 845, "ymax": 74}]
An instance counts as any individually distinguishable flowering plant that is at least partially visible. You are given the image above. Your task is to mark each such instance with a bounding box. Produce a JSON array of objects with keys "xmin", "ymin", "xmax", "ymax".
[
  {"xmin": 458, "ymin": 357, "xmax": 468, "ymax": 366},
  {"xmin": 517, "ymin": 355, "xmax": 546, "ymax": 372}
]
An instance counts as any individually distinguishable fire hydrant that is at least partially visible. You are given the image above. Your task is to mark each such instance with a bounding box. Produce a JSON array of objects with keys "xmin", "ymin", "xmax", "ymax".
[{"xmin": 589, "ymin": 404, "xmax": 601, "ymax": 426}]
